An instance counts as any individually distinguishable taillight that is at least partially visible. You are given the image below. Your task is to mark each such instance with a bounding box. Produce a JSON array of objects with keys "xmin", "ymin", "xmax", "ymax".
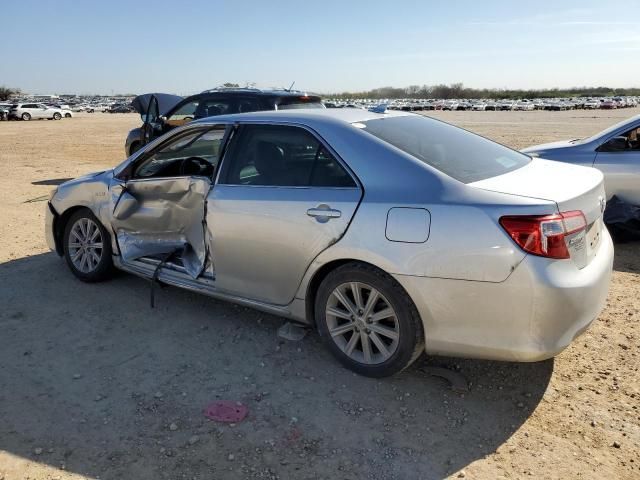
[{"xmin": 499, "ymin": 210, "xmax": 587, "ymax": 259}]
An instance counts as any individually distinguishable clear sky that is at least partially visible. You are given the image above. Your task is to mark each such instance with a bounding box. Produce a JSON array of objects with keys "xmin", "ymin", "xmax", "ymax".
[{"xmin": 2, "ymin": 0, "xmax": 639, "ymax": 95}]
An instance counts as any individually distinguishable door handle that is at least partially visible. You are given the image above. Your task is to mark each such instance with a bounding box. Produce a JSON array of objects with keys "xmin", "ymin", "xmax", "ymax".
[{"xmin": 307, "ymin": 206, "xmax": 342, "ymax": 220}]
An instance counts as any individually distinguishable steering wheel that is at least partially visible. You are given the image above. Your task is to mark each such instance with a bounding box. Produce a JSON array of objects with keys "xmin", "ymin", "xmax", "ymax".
[{"xmin": 180, "ymin": 157, "xmax": 213, "ymax": 177}]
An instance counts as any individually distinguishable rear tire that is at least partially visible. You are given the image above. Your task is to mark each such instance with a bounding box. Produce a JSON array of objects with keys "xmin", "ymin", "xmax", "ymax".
[
  {"xmin": 53, "ymin": 112, "xmax": 62, "ymax": 120},
  {"xmin": 63, "ymin": 209, "xmax": 114, "ymax": 282},
  {"xmin": 315, "ymin": 262, "xmax": 424, "ymax": 377},
  {"xmin": 21, "ymin": 113, "xmax": 31, "ymax": 121}
]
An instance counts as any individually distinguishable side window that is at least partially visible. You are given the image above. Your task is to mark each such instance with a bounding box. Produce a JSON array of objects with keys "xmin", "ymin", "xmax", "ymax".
[
  {"xmin": 625, "ymin": 127, "xmax": 640, "ymax": 150},
  {"xmin": 165, "ymin": 101, "xmax": 199, "ymax": 127},
  {"xmin": 235, "ymin": 98, "xmax": 267, "ymax": 114},
  {"xmin": 602, "ymin": 126, "xmax": 640, "ymax": 152},
  {"xmin": 194, "ymin": 100, "xmax": 232, "ymax": 119},
  {"xmin": 134, "ymin": 127, "xmax": 225, "ymax": 179},
  {"xmin": 220, "ymin": 125, "xmax": 356, "ymax": 187}
]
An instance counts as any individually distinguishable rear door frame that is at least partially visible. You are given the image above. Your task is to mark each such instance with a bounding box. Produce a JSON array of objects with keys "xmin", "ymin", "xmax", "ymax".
[{"xmin": 206, "ymin": 120, "xmax": 364, "ymax": 305}]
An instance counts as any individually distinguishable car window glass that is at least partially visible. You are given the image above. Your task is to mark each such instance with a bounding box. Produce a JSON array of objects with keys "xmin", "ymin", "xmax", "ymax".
[
  {"xmin": 166, "ymin": 101, "xmax": 199, "ymax": 127},
  {"xmin": 276, "ymin": 96, "xmax": 324, "ymax": 110},
  {"xmin": 359, "ymin": 115, "xmax": 530, "ymax": 183},
  {"xmin": 221, "ymin": 125, "xmax": 356, "ymax": 187},
  {"xmin": 277, "ymin": 102, "xmax": 324, "ymax": 110},
  {"xmin": 236, "ymin": 98, "xmax": 266, "ymax": 113},
  {"xmin": 194, "ymin": 100, "xmax": 232, "ymax": 119},
  {"xmin": 624, "ymin": 127, "xmax": 640, "ymax": 150},
  {"xmin": 134, "ymin": 127, "xmax": 225, "ymax": 179}
]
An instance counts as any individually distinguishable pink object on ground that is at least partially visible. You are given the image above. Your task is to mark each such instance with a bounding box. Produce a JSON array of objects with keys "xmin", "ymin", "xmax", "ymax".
[{"xmin": 204, "ymin": 401, "xmax": 248, "ymax": 423}]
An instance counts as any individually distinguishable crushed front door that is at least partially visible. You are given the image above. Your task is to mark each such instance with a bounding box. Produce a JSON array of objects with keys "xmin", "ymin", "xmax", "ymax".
[{"xmin": 110, "ymin": 176, "xmax": 210, "ymax": 278}]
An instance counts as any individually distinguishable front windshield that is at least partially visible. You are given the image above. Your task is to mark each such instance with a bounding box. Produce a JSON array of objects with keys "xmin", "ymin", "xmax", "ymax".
[{"xmin": 358, "ymin": 115, "xmax": 531, "ymax": 183}]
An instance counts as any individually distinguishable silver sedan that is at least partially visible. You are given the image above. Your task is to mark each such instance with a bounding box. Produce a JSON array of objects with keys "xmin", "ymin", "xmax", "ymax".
[
  {"xmin": 522, "ymin": 114, "xmax": 640, "ymax": 205},
  {"xmin": 45, "ymin": 109, "xmax": 613, "ymax": 377}
]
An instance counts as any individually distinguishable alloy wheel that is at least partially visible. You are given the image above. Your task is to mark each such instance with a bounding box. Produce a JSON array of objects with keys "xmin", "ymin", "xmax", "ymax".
[
  {"xmin": 325, "ymin": 282, "xmax": 399, "ymax": 365},
  {"xmin": 68, "ymin": 217, "xmax": 103, "ymax": 273}
]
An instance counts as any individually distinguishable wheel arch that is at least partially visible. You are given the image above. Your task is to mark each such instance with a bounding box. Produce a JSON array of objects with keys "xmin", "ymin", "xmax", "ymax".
[
  {"xmin": 53, "ymin": 205, "xmax": 106, "ymax": 256},
  {"xmin": 304, "ymin": 258, "xmax": 409, "ymax": 329}
]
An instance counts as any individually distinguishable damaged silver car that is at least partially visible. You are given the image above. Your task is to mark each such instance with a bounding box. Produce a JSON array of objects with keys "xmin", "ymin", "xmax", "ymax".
[{"xmin": 46, "ymin": 109, "xmax": 613, "ymax": 377}]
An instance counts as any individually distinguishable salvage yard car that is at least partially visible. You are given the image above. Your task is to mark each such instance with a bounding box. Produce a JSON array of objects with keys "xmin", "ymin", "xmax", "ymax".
[
  {"xmin": 126, "ymin": 88, "xmax": 324, "ymax": 156},
  {"xmin": 523, "ymin": 114, "xmax": 640, "ymax": 205},
  {"xmin": 9, "ymin": 103, "xmax": 65, "ymax": 121},
  {"xmin": 46, "ymin": 109, "xmax": 613, "ymax": 377}
]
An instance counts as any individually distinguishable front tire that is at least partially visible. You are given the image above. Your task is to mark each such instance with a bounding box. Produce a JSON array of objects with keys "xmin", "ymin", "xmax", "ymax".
[
  {"xmin": 64, "ymin": 113, "xmax": 71, "ymax": 118},
  {"xmin": 53, "ymin": 112, "xmax": 62, "ymax": 120},
  {"xmin": 315, "ymin": 263, "xmax": 424, "ymax": 377},
  {"xmin": 63, "ymin": 209, "xmax": 114, "ymax": 282}
]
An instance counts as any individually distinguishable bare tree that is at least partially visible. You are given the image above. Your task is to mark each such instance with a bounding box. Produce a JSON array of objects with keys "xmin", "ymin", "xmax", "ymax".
[{"xmin": 0, "ymin": 86, "xmax": 20, "ymax": 101}]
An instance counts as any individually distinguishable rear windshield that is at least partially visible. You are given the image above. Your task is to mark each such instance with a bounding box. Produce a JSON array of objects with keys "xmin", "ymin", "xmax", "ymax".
[
  {"xmin": 277, "ymin": 96, "xmax": 324, "ymax": 110},
  {"xmin": 357, "ymin": 115, "xmax": 530, "ymax": 183}
]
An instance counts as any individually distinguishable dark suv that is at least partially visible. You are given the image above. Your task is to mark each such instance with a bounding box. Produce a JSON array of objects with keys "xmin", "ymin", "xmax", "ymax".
[{"xmin": 126, "ymin": 88, "xmax": 323, "ymax": 156}]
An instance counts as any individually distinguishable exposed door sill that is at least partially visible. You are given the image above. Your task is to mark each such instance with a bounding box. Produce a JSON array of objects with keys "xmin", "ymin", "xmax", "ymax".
[{"xmin": 113, "ymin": 256, "xmax": 302, "ymax": 321}]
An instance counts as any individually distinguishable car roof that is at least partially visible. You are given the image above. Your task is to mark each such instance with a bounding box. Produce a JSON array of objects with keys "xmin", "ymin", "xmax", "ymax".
[
  {"xmin": 192, "ymin": 107, "xmax": 414, "ymax": 128},
  {"xmin": 199, "ymin": 88, "xmax": 321, "ymax": 98}
]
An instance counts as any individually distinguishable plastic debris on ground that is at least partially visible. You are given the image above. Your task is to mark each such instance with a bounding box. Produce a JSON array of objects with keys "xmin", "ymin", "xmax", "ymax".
[
  {"xmin": 277, "ymin": 322, "xmax": 308, "ymax": 341},
  {"xmin": 204, "ymin": 401, "xmax": 248, "ymax": 423}
]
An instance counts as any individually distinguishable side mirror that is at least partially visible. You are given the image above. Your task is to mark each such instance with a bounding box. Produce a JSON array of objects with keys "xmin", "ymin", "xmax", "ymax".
[{"xmin": 600, "ymin": 136, "xmax": 627, "ymax": 152}]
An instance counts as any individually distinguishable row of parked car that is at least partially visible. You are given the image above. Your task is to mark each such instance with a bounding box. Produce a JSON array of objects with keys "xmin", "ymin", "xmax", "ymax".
[
  {"xmin": 326, "ymin": 97, "xmax": 639, "ymax": 112},
  {"xmin": 0, "ymin": 102, "xmax": 77, "ymax": 121},
  {"xmin": 0, "ymin": 100, "xmax": 141, "ymax": 120}
]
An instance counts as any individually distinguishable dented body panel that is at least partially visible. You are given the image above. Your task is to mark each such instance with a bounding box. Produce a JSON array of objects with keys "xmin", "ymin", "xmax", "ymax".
[{"xmin": 110, "ymin": 176, "xmax": 210, "ymax": 278}]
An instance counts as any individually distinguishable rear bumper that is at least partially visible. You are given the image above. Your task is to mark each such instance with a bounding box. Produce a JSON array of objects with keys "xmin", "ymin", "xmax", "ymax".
[{"xmin": 394, "ymin": 228, "xmax": 614, "ymax": 362}]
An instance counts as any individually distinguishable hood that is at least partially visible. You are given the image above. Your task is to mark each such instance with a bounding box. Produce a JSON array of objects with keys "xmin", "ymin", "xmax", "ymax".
[
  {"xmin": 131, "ymin": 93, "xmax": 184, "ymax": 116},
  {"xmin": 521, "ymin": 139, "xmax": 577, "ymax": 153}
]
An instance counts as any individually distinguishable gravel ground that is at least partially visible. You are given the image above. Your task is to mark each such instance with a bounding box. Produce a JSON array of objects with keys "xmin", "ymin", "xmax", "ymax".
[{"xmin": 0, "ymin": 110, "xmax": 638, "ymax": 480}]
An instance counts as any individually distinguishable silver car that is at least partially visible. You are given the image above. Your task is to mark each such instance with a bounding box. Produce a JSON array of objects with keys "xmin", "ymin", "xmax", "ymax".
[
  {"xmin": 9, "ymin": 103, "xmax": 64, "ymax": 121},
  {"xmin": 45, "ymin": 109, "xmax": 613, "ymax": 377},
  {"xmin": 522, "ymin": 114, "xmax": 640, "ymax": 205}
]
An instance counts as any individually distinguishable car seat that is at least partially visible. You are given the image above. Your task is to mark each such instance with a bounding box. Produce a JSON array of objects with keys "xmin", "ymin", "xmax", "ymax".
[{"xmin": 253, "ymin": 141, "xmax": 289, "ymax": 185}]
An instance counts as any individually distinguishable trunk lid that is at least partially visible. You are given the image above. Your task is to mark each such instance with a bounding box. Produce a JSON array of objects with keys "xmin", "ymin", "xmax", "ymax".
[{"xmin": 471, "ymin": 159, "xmax": 606, "ymax": 268}]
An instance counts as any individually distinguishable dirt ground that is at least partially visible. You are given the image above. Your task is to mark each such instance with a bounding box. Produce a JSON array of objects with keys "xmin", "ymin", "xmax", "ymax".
[{"xmin": 0, "ymin": 110, "xmax": 638, "ymax": 480}]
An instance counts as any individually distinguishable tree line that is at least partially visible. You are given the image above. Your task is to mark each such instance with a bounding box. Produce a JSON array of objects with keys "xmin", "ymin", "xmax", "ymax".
[
  {"xmin": 324, "ymin": 83, "xmax": 640, "ymax": 100},
  {"xmin": 0, "ymin": 86, "xmax": 21, "ymax": 101}
]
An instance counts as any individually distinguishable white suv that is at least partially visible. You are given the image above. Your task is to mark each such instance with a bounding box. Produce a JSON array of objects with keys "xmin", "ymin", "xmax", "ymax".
[{"xmin": 9, "ymin": 103, "xmax": 65, "ymax": 121}]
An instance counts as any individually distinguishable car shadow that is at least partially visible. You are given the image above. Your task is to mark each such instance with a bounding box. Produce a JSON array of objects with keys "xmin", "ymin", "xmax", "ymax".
[
  {"xmin": 611, "ymin": 240, "xmax": 640, "ymax": 275},
  {"xmin": 31, "ymin": 178, "xmax": 74, "ymax": 186},
  {"xmin": 0, "ymin": 253, "xmax": 553, "ymax": 479}
]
